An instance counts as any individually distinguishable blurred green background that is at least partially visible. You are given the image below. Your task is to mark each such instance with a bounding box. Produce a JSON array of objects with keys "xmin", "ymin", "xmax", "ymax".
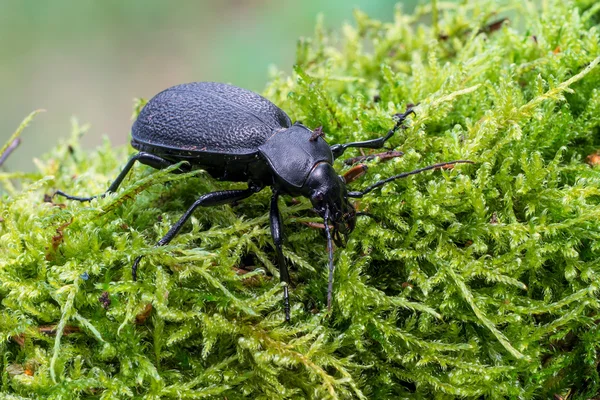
[{"xmin": 0, "ymin": 0, "xmax": 420, "ymax": 172}]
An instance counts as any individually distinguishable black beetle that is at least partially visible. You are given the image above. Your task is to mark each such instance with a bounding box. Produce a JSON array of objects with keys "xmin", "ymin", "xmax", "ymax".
[{"xmin": 55, "ymin": 82, "xmax": 471, "ymax": 321}]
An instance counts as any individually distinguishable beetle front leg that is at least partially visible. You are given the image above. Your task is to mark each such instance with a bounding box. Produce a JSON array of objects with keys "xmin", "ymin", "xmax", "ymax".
[
  {"xmin": 269, "ymin": 190, "xmax": 291, "ymax": 322},
  {"xmin": 54, "ymin": 152, "xmax": 174, "ymax": 202},
  {"xmin": 132, "ymin": 185, "xmax": 262, "ymax": 280},
  {"xmin": 330, "ymin": 107, "xmax": 415, "ymax": 159}
]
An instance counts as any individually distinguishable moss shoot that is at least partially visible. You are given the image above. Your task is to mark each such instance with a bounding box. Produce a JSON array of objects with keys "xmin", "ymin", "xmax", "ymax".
[{"xmin": 2, "ymin": 1, "xmax": 600, "ymax": 398}]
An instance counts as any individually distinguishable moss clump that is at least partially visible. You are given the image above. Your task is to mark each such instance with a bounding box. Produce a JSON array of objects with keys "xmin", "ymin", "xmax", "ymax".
[{"xmin": 2, "ymin": 1, "xmax": 600, "ymax": 398}]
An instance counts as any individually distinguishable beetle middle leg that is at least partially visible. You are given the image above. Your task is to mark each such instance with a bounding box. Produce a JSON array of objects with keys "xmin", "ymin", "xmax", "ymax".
[
  {"xmin": 269, "ymin": 190, "xmax": 291, "ymax": 322},
  {"xmin": 54, "ymin": 152, "xmax": 175, "ymax": 201},
  {"xmin": 132, "ymin": 184, "xmax": 263, "ymax": 280},
  {"xmin": 330, "ymin": 107, "xmax": 415, "ymax": 159}
]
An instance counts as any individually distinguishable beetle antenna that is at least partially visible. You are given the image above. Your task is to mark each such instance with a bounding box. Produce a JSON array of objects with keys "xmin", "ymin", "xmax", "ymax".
[
  {"xmin": 323, "ymin": 207, "xmax": 335, "ymax": 314},
  {"xmin": 348, "ymin": 160, "xmax": 474, "ymax": 198}
]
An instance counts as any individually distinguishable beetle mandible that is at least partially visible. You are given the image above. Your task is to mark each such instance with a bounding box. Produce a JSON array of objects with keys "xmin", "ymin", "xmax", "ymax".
[{"xmin": 55, "ymin": 82, "xmax": 471, "ymax": 321}]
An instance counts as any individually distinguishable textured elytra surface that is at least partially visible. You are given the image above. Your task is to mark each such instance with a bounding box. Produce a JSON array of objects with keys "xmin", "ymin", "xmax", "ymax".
[{"xmin": 132, "ymin": 82, "xmax": 292, "ymax": 155}]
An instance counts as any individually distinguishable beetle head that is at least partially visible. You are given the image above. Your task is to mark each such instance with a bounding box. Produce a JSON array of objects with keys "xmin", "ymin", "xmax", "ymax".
[{"xmin": 304, "ymin": 162, "xmax": 356, "ymax": 246}]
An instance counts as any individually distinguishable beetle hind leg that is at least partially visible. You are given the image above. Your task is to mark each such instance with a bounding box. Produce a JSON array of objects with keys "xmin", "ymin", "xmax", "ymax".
[{"xmin": 54, "ymin": 152, "xmax": 173, "ymax": 202}]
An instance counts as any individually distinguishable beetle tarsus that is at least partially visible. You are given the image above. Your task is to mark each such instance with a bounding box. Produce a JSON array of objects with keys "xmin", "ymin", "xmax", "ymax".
[
  {"xmin": 283, "ymin": 285, "xmax": 290, "ymax": 322},
  {"xmin": 323, "ymin": 207, "xmax": 335, "ymax": 313},
  {"xmin": 53, "ymin": 190, "xmax": 100, "ymax": 202},
  {"xmin": 54, "ymin": 152, "xmax": 174, "ymax": 203},
  {"xmin": 393, "ymin": 105, "xmax": 417, "ymax": 122},
  {"xmin": 132, "ymin": 255, "xmax": 143, "ymax": 281}
]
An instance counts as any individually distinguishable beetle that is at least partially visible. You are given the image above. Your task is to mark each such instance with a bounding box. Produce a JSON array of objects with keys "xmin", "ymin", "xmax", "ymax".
[{"xmin": 55, "ymin": 82, "xmax": 471, "ymax": 321}]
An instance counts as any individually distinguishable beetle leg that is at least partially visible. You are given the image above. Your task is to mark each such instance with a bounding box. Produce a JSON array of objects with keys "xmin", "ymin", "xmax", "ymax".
[
  {"xmin": 132, "ymin": 185, "xmax": 262, "ymax": 280},
  {"xmin": 269, "ymin": 190, "xmax": 291, "ymax": 322},
  {"xmin": 330, "ymin": 108, "xmax": 415, "ymax": 159},
  {"xmin": 54, "ymin": 152, "xmax": 174, "ymax": 202},
  {"xmin": 348, "ymin": 160, "xmax": 474, "ymax": 198},
  {"xmin": 322, "ymin": 207, "xmax": 336, "ymax": 314}
]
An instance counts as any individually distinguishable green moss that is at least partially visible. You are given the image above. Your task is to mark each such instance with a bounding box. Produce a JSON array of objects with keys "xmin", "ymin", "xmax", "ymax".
[{"xmin": 2, "ymin": 1, "xmax": 600, "ymax": 398}]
